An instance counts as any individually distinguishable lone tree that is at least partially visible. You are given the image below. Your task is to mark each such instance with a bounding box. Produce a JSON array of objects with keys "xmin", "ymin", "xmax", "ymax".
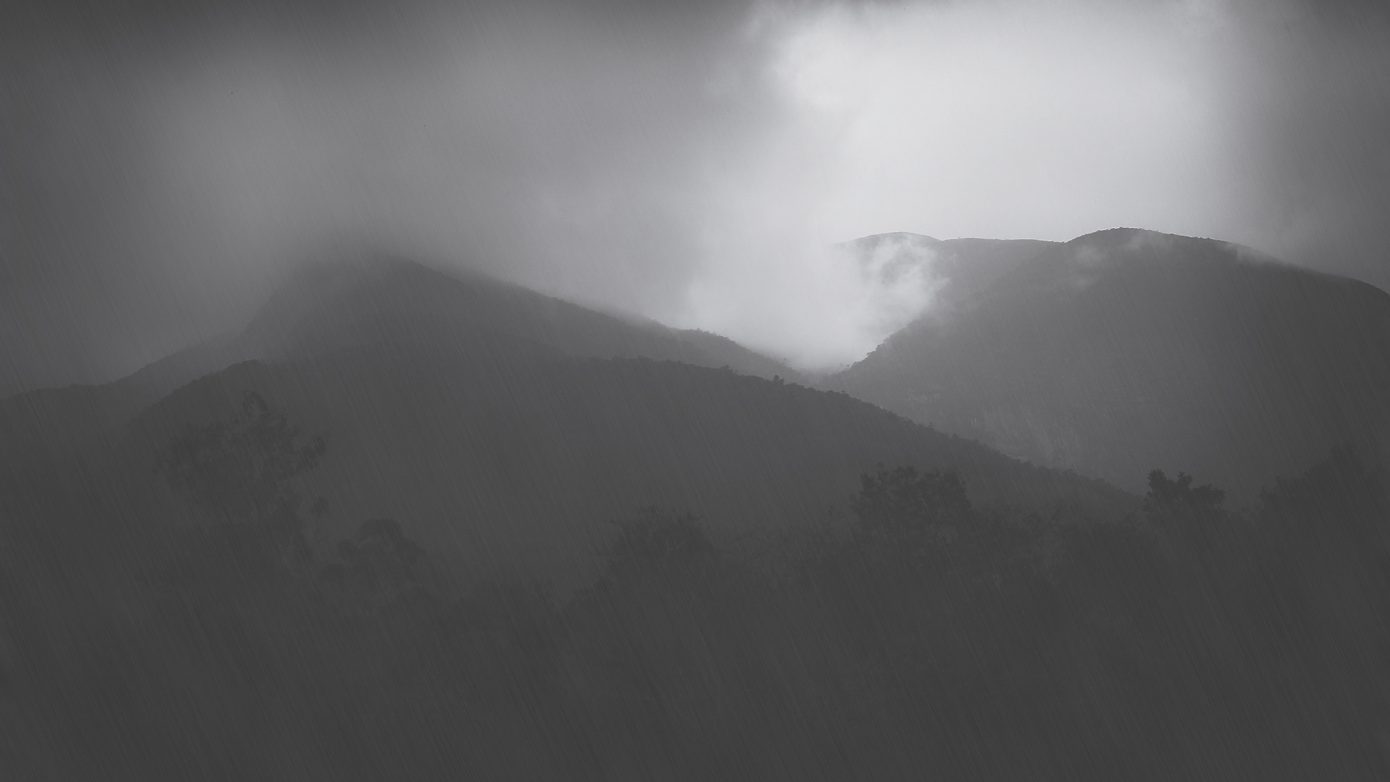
[
  {"xmin": 319, "ymin": 518, "xmax": 428, "ymax": 612},
  {"xmin": 1143, "ymin": 470, "xmax": 1225, "ymax": 516},
  {"xmin": 851, "ymin": 464, "xmax": 973, "ymax": 543},
  {"xmin": 160, "ymin": 391, "xmax": 326, "ymax": 571}
]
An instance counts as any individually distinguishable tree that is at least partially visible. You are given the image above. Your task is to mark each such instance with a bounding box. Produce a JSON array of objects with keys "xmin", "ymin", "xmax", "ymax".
[
  {"xmin": 597, "ymin": 508, "xmax": 719, "ymax": 591},
  {"xmin": 160, "ymin": 391, "xmax": 326, "ymax": 572},
  {"xmin": 319, "ymin": 518, "xmax": 428, "ymax": 613},
  {"xmin": 1248, "ymin": 448, "xmax": 1390, "ymax": 769},
  {"xmin": 1143, "ymin": 470, "xmax": 1224, "ymax": 516},
  {"xmin": 1143, "ymin": 469, "xmax": 1226, "ymax": 544},
  {"xmin": 1258, "ymin": 445, "xmax": 1385, "ymax": 543},
  {"xmin": 851, "ymin": 464, "xmax": 972, "ymax": 545}
]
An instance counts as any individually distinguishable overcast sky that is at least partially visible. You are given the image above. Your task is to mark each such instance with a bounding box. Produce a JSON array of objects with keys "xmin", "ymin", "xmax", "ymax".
[{"xmin": 3, "ymin": 0, "xmax": 1389, "ymax": 385}]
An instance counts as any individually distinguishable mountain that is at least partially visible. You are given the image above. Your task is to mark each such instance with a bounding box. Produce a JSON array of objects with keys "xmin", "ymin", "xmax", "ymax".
[
  {"xmin": 831, "ymin": 232, "xmax": 1060, "ymax": 347},
  {"xmin": 834, "ymin": 228, "xmax": 1390, "ymax": 497},
  {"xmin": 840, "ymin": 232, "xmax": 1058, "ymax": 315},
  {"xmin": 0, "ymin": 256, "xmax": 792, "ymax": 486},
  {"xmin": 118, "ymin": 254, "xmax": 793, "ymax": 402},
  {"xmin": 0, "ymin": 253, "xmax": 1130, "ymax": 588},
  {"xmin": 238, "ymin": 255, "xmax": 795, "ymax": 379}
]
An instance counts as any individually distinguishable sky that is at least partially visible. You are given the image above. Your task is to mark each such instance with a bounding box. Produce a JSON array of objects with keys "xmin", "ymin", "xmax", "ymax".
[{"xmin": 3, "ymin": 0, "xmax": 1390, "ymax": 385}]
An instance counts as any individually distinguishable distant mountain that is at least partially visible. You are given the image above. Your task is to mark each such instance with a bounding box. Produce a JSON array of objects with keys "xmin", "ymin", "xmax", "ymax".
[
  {"xmin": 834, "ymin": 228, "xmax": 1390, "ymax": 497},
  {"xmin": 0, "ymin": 253, "xmax": 1130, "ymax": 589}
]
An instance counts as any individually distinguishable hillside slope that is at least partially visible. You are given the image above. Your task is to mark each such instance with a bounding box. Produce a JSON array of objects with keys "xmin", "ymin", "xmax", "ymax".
[{"xmin": 835, "ymin": 228, "xmax": 1390, "ymax": 496}]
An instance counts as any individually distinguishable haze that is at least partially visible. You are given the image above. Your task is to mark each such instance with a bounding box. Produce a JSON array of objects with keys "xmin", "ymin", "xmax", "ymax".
[{"xmin": 4, "ymin": 0, "xmax": 1389, "ymax": 386}]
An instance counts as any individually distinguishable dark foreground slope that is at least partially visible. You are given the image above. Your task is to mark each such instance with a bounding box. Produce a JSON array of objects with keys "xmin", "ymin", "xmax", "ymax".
[
  {"xmin": 18, "ymin": 338, "xmax": 1125, "ymax": 591},
  {"xmin": 836, "ymin": 228, "xmax": 1390, "ymax": 496}
]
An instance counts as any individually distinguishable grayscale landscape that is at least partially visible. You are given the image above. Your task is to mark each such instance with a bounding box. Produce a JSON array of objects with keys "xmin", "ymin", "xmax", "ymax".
[{"xmin": 3, "ymin": 0, "xmax": 1390, "ymax": 779}]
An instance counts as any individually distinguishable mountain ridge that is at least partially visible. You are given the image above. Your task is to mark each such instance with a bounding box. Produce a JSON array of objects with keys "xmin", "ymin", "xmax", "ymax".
[{"xmin": 833, "ymin": 227, "xmax": 1390, "ymax": 497}]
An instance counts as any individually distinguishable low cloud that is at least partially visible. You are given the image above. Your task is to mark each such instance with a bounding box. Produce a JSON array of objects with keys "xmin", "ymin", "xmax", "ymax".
[{"xmin": 3, "ymin": 0, "xmax": 1389, "ymax": 385}]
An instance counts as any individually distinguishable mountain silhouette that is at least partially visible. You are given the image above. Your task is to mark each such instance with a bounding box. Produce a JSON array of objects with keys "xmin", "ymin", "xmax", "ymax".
[{"xmin": 834, "ymin": 228, "xmax": 1390, "ymax": 496}]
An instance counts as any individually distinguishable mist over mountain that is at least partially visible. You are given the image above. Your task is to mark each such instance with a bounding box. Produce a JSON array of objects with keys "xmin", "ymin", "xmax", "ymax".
[
  {"xmin": 835, "ymin": 227, "xmax": 1390, "ymax": 498},
  {"xmin": 200, "ymin": 253, "xmax": 796, "ymax": 387},
  {"xmin": 838, "ymin": 232, "xmax": 1061, "ymax": 324}
]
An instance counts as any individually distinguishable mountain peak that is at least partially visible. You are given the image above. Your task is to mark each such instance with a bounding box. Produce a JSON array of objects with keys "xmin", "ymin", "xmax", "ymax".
[
  {"xmin": 1063, "ymin": 227, "xmax": 1282, "ymax": 262},
  {"xmin": 843, "ymin": 231, "xmax": 941, "ymax": 248},
  {"xmin": 836, "ymin": 226, "xmax": 1390, "ymax": 498},
  {"xmin": 1068, "ymin": 226, "xmax": 1187, "ymax": 243},
  {"xmin": 237, "ymin": 249, "xmax": 793, "ymax": 380}
]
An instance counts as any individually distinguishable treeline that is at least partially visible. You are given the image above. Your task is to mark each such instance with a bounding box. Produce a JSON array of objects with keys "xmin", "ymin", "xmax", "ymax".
[{"xmin": 1, "ymin": 393, "xmax": 1388, "ymax": 780}]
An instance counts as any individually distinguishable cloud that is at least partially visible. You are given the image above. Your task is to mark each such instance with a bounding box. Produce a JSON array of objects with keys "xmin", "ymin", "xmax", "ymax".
[
  {"xmin": 673, "ymin": 0, "xmax": 1241, "ymax": 366},
  {"xmin": 3, "ymin": 0, "xmax": 1389, "ymax": 386}
]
